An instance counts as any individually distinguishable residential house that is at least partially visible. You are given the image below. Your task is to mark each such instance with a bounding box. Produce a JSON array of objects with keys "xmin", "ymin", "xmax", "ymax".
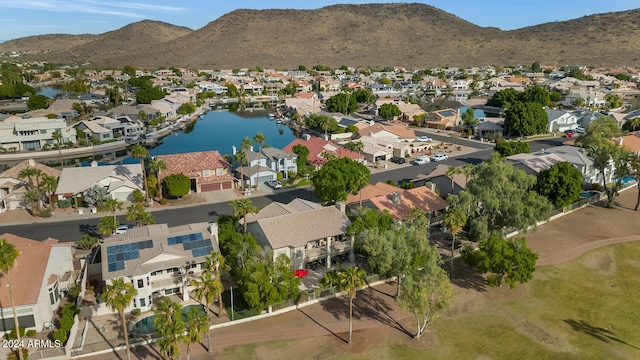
[
  {"xmin": 363, "ymin": 185, "xmax": 449, "ymax": 225},
  {"xmin": 0, "ymin": 116, "xmax": 76, "ymax": 151},
  {"xmin": 76, "ymin": 115, "xmax": 143, "ymax": 141},
  {"xmin": 0, "ymin": 159, "xmax": 60, "ymax": 212},
  {"xmin": 100, "ymin": 222, "xmax": 219, "ymax": 312},
  {"xmin": 264, "ymin": 83, "xmax": 286, "ymax": 97},
  {"xmin": 615, "ymin": 132, "xmax": 640, "ymax": 156},
  {"xmin": 358, "ymin": 135, "xmax": 411, "ymax": 161},
  {"xmin": 109, "ymin": 104, "xmax": 161, "ymax": 123},
  {"xmin": 285, "ymin": 93, "xmax": 320, "ymax": 116},
  {"xmin": 546, "ymin": 109, "xmax": 579, "ymax": 133},
  {"xmin": 243, "ymin": 199, "xmax": 353, "ymax": 269},
  {"xmin": 158, "ymin": 151, "xmax": 236, "ymax": 192},
  {"xmin": 261, "ymin": 147, "xmax": 298, "ymax": 177},
  {"xmin": 541, "ymin": 146, "xmax": 613, "ymax": 185},
  {"xmin": 283, "ymin": 135, "xmax": 364, "ymax": 169},
  {"xmin": 0, "ymin": 234, "xmax": 76, "ymax": 335},
  {"xmin": 572, "ymin": 109, "xmax": 605, "ymax": 128},
  {"xmin": 418, "ymin": 164, "xmax": 469, "ymax": 196},
  {"xmin": 234, "ymin": 149, "xmax": 278, "ymax": 188},
  {"xmin": 475, "ymin": 117, "xmax": 505, "ymax": 137},
  {"xmin": 150, "ymin": 99, "xmax": 178, "ymax": 119},
  {"xmin": 55, "ymin": 162, "xmax": 144, "ymax": 202},
  {"xmin": 425, "ymin": 109, "xmax": 459, "ymax": 129},
  {"xmin": 355, "ymin": 123, "xmax": 416, "ymax": 143},
  {"xmin": 345, "ymin": 181, "xmax": 399, "ymax": 206},
  {"xmin": 506, "ymin": 153, "xmax": 566, "ymax": 175},
  {"xmin": 561, "ymin": 91, "xmax": 606, "ymax": 108}
]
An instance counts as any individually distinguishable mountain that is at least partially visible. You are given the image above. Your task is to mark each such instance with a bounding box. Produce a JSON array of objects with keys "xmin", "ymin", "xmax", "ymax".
[
  {"xmin": 0, "ymin": 34, "xmax": 98, "ymax": 54},
  {"xmin": 2, "ymin": 3, "xmax": 640, "ymax": 68}
]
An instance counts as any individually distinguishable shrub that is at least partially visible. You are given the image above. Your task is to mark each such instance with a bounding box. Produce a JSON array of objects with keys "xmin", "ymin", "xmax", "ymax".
[
  {"xmin": 58, "ymin": 199, "xmax": 72, "ymax": 209},
  {"xmin": 8, "ymin": 348, "xmax": 28, "ymax": 360},
  {"xmin": 386, "ymin": 180, "xmax": 396, "ymax": 186},
  {"xmin": 163, "ymin": 174, "xmax": 190, "ymax": 198},
  {"xmin": 131, "ymin": 309, "xmax": 141, "ymax": 316},
  {"xmin": 276, "ymin": 172, "xmax": 283, "ymax": 181},
  {"xmin": 68, "ymin": 284, "xmax": 82, "ymax": 298},
  {"xmin": 159, "ymin": 198, "xmax": 168, "ymax": 205},
  {"xmin": 52, "ymin": 329, "xmax": 67, "ymax": 344},
  {"xmin": 75, "ymin": 234, "xmax": 98, "ymax": 250},
  {"xmin": 3, "ymin": 327, "xmax": 26, "ymax": 340},
  {"xmin": 39, "ymin": 208, "xmax": 53, "ymax": 218},
  {"xmin": 25, "ymin": 330, "xmax": 36, "ymax": 338}
]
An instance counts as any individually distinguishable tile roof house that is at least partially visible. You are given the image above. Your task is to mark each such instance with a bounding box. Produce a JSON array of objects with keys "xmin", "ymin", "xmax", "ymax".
[
  {"xmin": 244, "ymin": 199, "xmax": 352, "ymax": 269},
  {"xmin": 506, "ymin": 153, "xmax": 566, "ymax": 175},
  {"xmin": 0, "ymin": 233, "xmax": 75, "ymax": 335},
  {"xmin": 616, "ymin": 132, "xmax": 640, "ymax": 155},
  {"xmin": 541, "ymin": 146, "xmax": 613, "ymax": 184},
  {"xmin": 55, "ymin": 162, "xmax": 144, "ymax": 202},
  {"xmin": 99, "ymin": 222, "xmax": 219, "ymax": 312},
  {"xmin": 0, "ymin": 159, "xmax": 60, "ymax": 211},
  {"xmin": 355, "ymin": 123, "xmax": 416, "ymax": 142},
  {"xmin": 416, "ymin": 164, "xmax": 470, "ymax": 196},
  {"xmin": 283, "ymin": 136, "xmax": 363, "ymax": 169},
  {"xmin": 366, "ymin": 186, "xmax": 449, "ymax": 223},
  {"xmin": 345, "ymin": 182, "xmax": 399, "ymax": 205},
  {"xmin": 426, "ymin": 109, "xmax": 459, "ymax": 129},
  {"xmin": 158, "ymin": 151, "xmax": 236, "ymax": 192}
]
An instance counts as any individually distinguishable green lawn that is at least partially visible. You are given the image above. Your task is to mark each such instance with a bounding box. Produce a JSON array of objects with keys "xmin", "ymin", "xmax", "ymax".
[{"xmin": 220, "ymin": 242, "xmax": 640, "ymax": 359}]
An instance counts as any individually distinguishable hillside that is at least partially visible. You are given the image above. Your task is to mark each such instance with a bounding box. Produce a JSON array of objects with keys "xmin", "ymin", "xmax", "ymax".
[
  {"xmin": 2, "ymin": 3, "xmax": 640, "ymax": 68},
  {"xmin": 0, "ymin": 34, "xmax": 97, "ymax": 54}
]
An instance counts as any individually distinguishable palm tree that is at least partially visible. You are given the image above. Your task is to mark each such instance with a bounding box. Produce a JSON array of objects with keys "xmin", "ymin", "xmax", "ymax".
[
  {"xmin": 18, "ymin": 167, "xmax": 40, "ymax": 190},
  {"xmin": 204, "ymin": 251, "xmax": 230, "ymax": 316},
  {"xmin": 102, "ymin": 278, "xmax": 138, "ymax": 360},
  {"xmin": 126, "ymin": 203, "xmax": 154, "ymax": 227},
  {"xmin": 184, "ymin": 307, "xmax": 209, "ymax": 360},
  {"xmin": 253, "ymin": 133, "xmax": 266, "ymax": 190},
  {"xmin": 229, "ymin": 198, "xmax": 259, "ymax": 234},
  {"xmin": 147, "ymin": 158, "xmax": 168, "ymax": 199},
  {"xmin": 103, "ymin": 198, "xmax": 123, "ymax": 220},
  {"xmin": 443, "ymin": 207, "xmax": 467, "ymax": 277},
  {"xmin": 339, "ymin": 266, "xmax": 366, "ymax": 345},
  {"xmin": 0, "ymin": 239, "xmax": 24, "ymax": 360},
  {"xmin": 51, "ymin": 131, "xmax": 64, "ymax": 167},
  {"xmin": 39, "ymin": 175, "xmax": 58, "ymax": 208},
  {"xmin": 234, "ymin": 150, "xmax": 248, "ymax": 189},
  {"xmin": 319, "ymin": 116, "xmax": 330, "ymax": 139},
  {"xmin": 131, "ymin": 144, "xmax": 150, "ymax": 203},
  {"xmin": 240, "ymin": 137, "xmax": 253, "ymax": 190},
  {"xmin": 189, "ymin": 272, "xmax": 221, "ymax": 353},
  {"xmin": 461, "ymin": 163, "xmax": 474, "ymax": 186},
  {"xmin": 445, "ymin": 166, "xmax": 461, "ymax": 195},
  {"xmin": 153, "ymin": 297, "xmax": 183, "ymax": 328},
  {"xmin": 98, "ymin": 216, "xmax": 119, "ymax": 236},
  {"xmin": 22, "ymin": 189, "xmax": 41, "ymax": 215},
  {"xmin": 153, "ymin": 298, "xmax": 185, "ymax": 360}
]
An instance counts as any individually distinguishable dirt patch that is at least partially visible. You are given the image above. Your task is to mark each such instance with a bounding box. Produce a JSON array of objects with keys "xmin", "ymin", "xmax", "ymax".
[{"xmin": 582, "ymin": 252, "xmax": 615, "ymax": 273}]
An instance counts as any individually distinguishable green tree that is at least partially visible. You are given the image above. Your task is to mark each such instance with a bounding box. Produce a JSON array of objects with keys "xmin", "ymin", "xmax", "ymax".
[
  {"xmin": 396, "ymin": 263, "xmax": 452, "ymax": 339},
  {"xmin": 136, "ymin": 86, "xmax": 166, "ymax": 104},
  {"xmin": 26, "ymin": 94, "xmax": 50, "ymax": 110},
  {"xmin": 130, "ymin": 144, "xmax": 150, "ymax": 202},
  {"xmin": 461, "ymin": 236, "xmax": 538, "ymax": 288},
  {"xmin": 575, "ymin": 116, "xmax": 625, "ymax": 207},
  {"xmin": 520, "ymin": 86, "xmax": 550, "ymax": 106},
  {"xmin": 163, "ymin": 173, "xmax": 190, "ymax": 198},
  {"xmin": 486, "ymin": 88, "xmax": 520, "ymax": 109},
  {"xmin": 226, "ymin": 83, "xmax": 238, "ymax": 97},
  {"xmin": 153, "ymin": 298, "xmax": 185, "ymax": 360},
  {"xmin": 238, "ymin": 254, "xmax": 300, "ymax": 313},
  {"xmin": 102, "ymin": 198, "xmax": 123, "ymax": 219},
  {"xmin": 531, "ymin": 62, "xmax": 541, "ymax": 73},
  {"xmin": 448, "ymin": 152, "xmax": 552, "ymax": 241},
  {"xmin": 122, "ymin": 65, "xmax": 136, "ymax": 77},
  {"xmin": 147, "ymin": 158, "xmax": 168, "ymax": 198},
  {"xmin": 22, "ymin": 189, "xmax": 41, "ymax": 215},
  {"xmin": 378, "ymin": 103, "xmax": 401, "ymax": 119},
  {"xmin": 253, "ymin": 132, "xmax": 266, "ymax": 190},
  {"xmin": 535, "ymin": 162, "xmax": 583, "ymax": 208},
  {"xmin": 98, "ymin": 216, "xmax": 119, "ymax": 236},
  {"xmin": 101, "ymin": 278, "xmax": 138, "ymax": 360},
  {"xmin": 445, "ymin": 166, "xmax": 461, "ymax": 194},
  {"xmin": 292, "ymin": 144, "xmax": 310, "ymax": 175},
  {"xmin": 340, "ymin": 266, "xmax": 366, "ymax": 344},
  {"xmin": 461, "ymin": 108, "xmax": 478, "ymax": 134},
  {"xmin": 126, "ymin": 203, "xmax": 154, "ymax": 227},
  {"xmin": 178, "ymin": 102, "xmax": 196, "ymax": 115},
  {"xmin": 443, "ymin": 206, "xmax": 467, "ymax": 276},
  {"xmin": 51, "ymin": 130, "xmax": 64, "ymax": 167},
  {"xmin": 40, "ymin": 174, "xmax": 58, "ymax": 208},
  {"xmin": 0, "ymin": 239, "xmax": 24, "ymax": 360},
  {"xmin": 344, "ymin": 141, "xmax": 366, "ymax": 204},
  {"xmin": 75, "ymin": 234, "xmax": 99, "ymax": 250},
  {"xmin": 190, "ymin": 270, "xmax": 220, "ymax": 353},
  {"xmin": 617, "ymin": 152, "xmax": 640, "ymax": 210},
  {"xmin": 325, "ymin": 93, "xmax": 357, "ymax": 114},
  {"xmin": 380, "ymin": 77, "xmax": 392, "ymax": 85},
  {"xmin": 229, "ymin": 198, "xmax": 259, "ymax": 234},
  {"xmin": 204, "ymin": 251, "xmax": 229, "ymax": 316},
  {"xmin": 306, "ymin": 114, "xmax": 341, "ymax": 136},
  {"xmin": 504, "ymin": 102, "xmax": 548, "ymax": 136},
  {"xmin": 312, "ymin": 157, "xmax": 370, "ymax": 205},
  {"xmin": 494, "ymin": 141, "xmax": 530, "ymax": 157},
  {"xmin": 184, "ymin": 306, "xmax": 209, "ymax": 360}
]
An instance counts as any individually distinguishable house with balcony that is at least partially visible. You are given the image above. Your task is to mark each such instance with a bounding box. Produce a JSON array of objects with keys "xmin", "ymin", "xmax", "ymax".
[
  {"xmin": 242, "ymin": 199, "xmax": 352, "ymax": 269},
  {"xmin": 261, "ymin": 147, "xmax": 298, "ymax": 177},
  {"xmin": 0, "ymin": 159, "xmax": 60, "ymax": 212},
  {"xmin": 546, "ymin": 109, "xmax": 579, "ymax": 133},
  {"xmin": 0, "ymin": 233, "xmax": 76, "ymax": 335},
  {"xmin": 99, "ymin": 222, "xmax": 219, "ymax": 312},
  {"xmin": 77, "ymin": 115, "xmax": 142, "ymax": 141},
  {"xmin": 0, "ymin": 116, "xmax": 76, "ymax": 151}
]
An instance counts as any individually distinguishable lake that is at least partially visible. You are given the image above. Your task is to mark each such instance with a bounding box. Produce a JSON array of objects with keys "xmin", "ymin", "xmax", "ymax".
[
  {"xmin": 147, "ymin": 110, "xmax": 296, "ymax": 158},
  {"xmin": 36, "ymin": 86, "xmax": 63, "ymax": 98}
]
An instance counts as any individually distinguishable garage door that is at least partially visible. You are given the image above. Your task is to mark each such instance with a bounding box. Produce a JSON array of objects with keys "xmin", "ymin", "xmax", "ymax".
[
  {"xmin": 200, "ymin": 183, "xmax": 221, "ymax": 192},
  {"xmin": 222, "ymin": 181, "xmax": 232, "ymax": 189},
  {"xmin": 257, "ymin": 175, "xmax": 275, "ymax": 185}
]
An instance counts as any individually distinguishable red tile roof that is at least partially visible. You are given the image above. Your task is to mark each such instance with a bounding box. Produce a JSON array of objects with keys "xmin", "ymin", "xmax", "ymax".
[
  {"xmin": 369, "ymin": 186, "xmax": 449, "ymax": 221},
  {"xmin": 157, "ymin": 151, "xmax": 235, "ymax": 183},
  {"xmin": 283, "ymin": 137, "xmax": 363, "ymax": 166}
]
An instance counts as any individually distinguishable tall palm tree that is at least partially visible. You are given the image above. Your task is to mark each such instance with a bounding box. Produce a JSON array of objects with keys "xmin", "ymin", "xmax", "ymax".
[
  {"xmin": 339, "ymin": 266, "xmax": 366, "ymax": 345},
  {"xmin": 253, "ymin": 133, "xmax": 266, "ymax": 190},
  {"xmin": 445, "ymin": 166, "xmax": 461, "ymax": 195},
  {"xmin": 101, "ymin": 278, "xmax": 138, "ymax": 360},
  {"xmin": 18, "ymin": 167, "xmax": 40, "ymax": 190},
  {"xmin": 22, "ymin": 189, "xmax": 41, "ymax": 215},
  {"xmin": 189, "ymin": 272, "xmax": 221, "ymax": 353},
  {"xmin": 153, "ymin": 298, "xmax": 185, "ymax": 360},
  {"xmin": 229, "ymin": 198, "xmax": 259, "ymax": 234},
  {"xmin": 240, "ymin": 137, "xmax": 253, "ymax": 190},
  {"xmin": 130, "ymin": 144, "xmax": 150, "ymax": 203},
  {"xmin": 234, "ymin": 150, "xmax": 248, "ymax": 190},
  {"xmin": 204, "ymin": 251, "xmax": 230, "ymax": 316},
  {"xmin": 126, "ymin": 202, "xmax": 154, "ymax": 227},
  {"xmin": 153, "ymin": 297, "xmax": 183, "ymax": 328},
  {"xmin": 147, "ymin": 158, "xmax": 168, "ymax": 199},
  {"xmin": 39, "ymin": 175, "xmax": 58, "ymax": 208},
  {"xmin": 184, "ymin": 307, "xmax": 209, "ymax": 360},
  {"xmin": 443, "ymin": 207, "xmax": 467, "ymax": 277},
  {"xmin": 103, "ymin": 198, "xmax": 123, "ymax": 220},
  {"xmin": 51, "ymin": 131, "xmax": 64, "ymax": 167},
  {"xmin": 461, "ymin": 163, "xmax": 474, "ymax": 186},
  {"xmin": 98, "ymin": 216, "xmax": 119, "ymax": 236},
  {"xmin": 0, "ymin": 239, "xmax": 24, "ymax": 360}
]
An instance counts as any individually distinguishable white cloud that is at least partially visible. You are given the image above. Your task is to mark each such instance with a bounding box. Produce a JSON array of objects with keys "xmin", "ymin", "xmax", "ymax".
[{"xmin": 0, "ymin": 0, "xmax": 189, "ymax": 18}]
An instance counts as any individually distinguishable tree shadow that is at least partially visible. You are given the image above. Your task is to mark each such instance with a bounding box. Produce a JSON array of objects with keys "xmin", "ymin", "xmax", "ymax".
[
  {"xmin": 563, "ymin": 319, "xmax": 640, "ymax": 350},
  {"xmin": 447, "ymin": 258, "xmax": 487, "ymax": 293},
  {"xmin": 79, "ymin": 223, "xmax": 99, "ymax": 237},
  {"xmin": 297, "ymin": 308, "xmax": 347, "ymax": 344}
]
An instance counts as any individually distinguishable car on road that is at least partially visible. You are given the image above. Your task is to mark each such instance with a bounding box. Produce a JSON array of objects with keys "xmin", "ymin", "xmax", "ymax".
[
  {"xmin": 563, "ymin": 131, "xmax": 575, "ymax": 138},
  {"xmin": 265, "ymin": 180, "xmax": 283, "ymax": 189},
  {"xmin": 115, "ymin": 224, "xmax": 135, "ymax": 235},
  {"xmin": 412, "ymin": 157, "xmax": 431, "ymax": 165},
  {"xmin": 416, "ymin": 136, "xmax": 432, "ymax": 142},
  {"xmin": 389, "ymin": 156, "xmax": 406, "ymax": 164},
  {"xmin": 431, "ymin": 154, "xmax": 448, "ymax": 162},
  {"xmin": 574, "ymin": 126, "xmax": 585, "ymax": 134}
]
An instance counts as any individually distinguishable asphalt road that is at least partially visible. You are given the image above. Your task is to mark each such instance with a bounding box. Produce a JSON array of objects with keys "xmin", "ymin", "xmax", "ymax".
[{"xmin": 2, "ymin": 137, "xmax": 568, "ymax": 242}]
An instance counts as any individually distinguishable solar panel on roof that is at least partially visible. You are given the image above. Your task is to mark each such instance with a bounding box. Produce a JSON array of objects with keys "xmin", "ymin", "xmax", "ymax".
[{"xmin": 106, "ymin": 239, "xmax": 153, "ymax": 272}]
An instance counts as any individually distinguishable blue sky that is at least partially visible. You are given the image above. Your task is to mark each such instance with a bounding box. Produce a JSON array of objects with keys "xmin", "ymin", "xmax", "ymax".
[{"xmin": 0, "ymin": 0, "xmax": 638, "ymax": 42}]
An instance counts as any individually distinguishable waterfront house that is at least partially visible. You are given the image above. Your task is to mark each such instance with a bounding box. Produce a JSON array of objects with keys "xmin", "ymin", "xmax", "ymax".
[
  {"xmin": 367, "ymin": 186, "xmax": 449, "ymax": 224},
  {"xmin": 109, "ymin": 104, "xmax": 161, "ymax": 123},
  {"xmin": 283, "ymin": 135, "xmax": 364, "ymax": 169},
  {"xmin": 0, "ymin": 116, "xmax": 76, "ymax": 151},
  {"xmin": 242, "ymin": 199, "xmax": 353, "ymax": 269},
  {"xmin": 0, "ymin": 159, "xmax": 60, "ymax": 212},
  {"xmin": 506, "ymin": 153, "xmax": 566, "ymax": 175},
  {"xmin": 55, "ymin": 162, "xmax": 144, "ymax": 203},
  {"xmin": 158, "ymin": 151, "xmax": 236, "ymax": 192},
  {"xmin": 99, "ymin": 222, "xmax": 219, "ymax": 312},
  {"xmin": 0, "ymin": 233, "xmax": 76, "ymax": 335},
  {"xmin": 355, "ymin": 123, "xmax": 416, "ymax": 143},
  {"xmin": 233, "ymin": 146, "xmax": 298, "ymax": 186}
]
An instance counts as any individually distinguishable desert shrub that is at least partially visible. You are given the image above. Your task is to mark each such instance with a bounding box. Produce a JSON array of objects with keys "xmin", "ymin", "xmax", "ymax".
[
  {"xmin": 58, "ymin": 199, "xmax": 72, "ymax": 209},
  {"xmin": 131, "ymin": 309, "xmax": 141, "ymax": 316},
  {"xmin": 39, "ymin": 208, "xmax": 53, "ymax": 218},
  {"xmin": 163, "ymin": 174, "xmax": 190, "ymax": 198},
  {"xmin": 159, "ymin": 198, "xmax": 168, "ymax": 205}
]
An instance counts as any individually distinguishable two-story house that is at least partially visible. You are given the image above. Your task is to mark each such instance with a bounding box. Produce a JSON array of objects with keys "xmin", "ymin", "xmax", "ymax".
[
  {"xmin": 426, "ymin": 109, "xmax": 459, "ymax": 129},
  {"xmin": 158, "ymin": 151, "xmax": 236, "ymax": 192},
  {"xmin": 0, "ymin": 159, "xmax": 60, "ymax": 212},
  {"xmin": 541, "ymin": 146, "xmax": 614, "ymax": 185},
  {"xmin": 546, "ymin": 109, "xmax": 579, "ymax": 133},
  {"xmin": 0, "ymin": 116, "xmax": 76, "ymax": 151}
]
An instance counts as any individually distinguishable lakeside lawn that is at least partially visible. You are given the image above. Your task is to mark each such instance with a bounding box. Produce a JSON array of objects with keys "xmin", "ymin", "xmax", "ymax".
[{"xmin": 220, "ymin": 241, "xmax": 640, "ymax": 360}]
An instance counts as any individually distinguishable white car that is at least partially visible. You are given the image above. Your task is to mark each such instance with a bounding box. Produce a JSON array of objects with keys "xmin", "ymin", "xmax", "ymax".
[
  {"xmin": 574, "ymin": 126, "xmax": 585, "ymax": 134},
  {"xmin": 115, "ymin": 224, "xmax": 135, "ymax": 235},
  {"xmin": 412, "ymin": 157, "xmax": 431, "ymax": 165},
  {"xmin": 416, "ymin": 136, "xmax": 432, "ymax": 142},
  {"xmin": 431, "ymin": 154, "xmax": 448, "ymax": 162},
  {"xmin": 266, "ymin": 180, "xmax": 283, "ymax": 189}
]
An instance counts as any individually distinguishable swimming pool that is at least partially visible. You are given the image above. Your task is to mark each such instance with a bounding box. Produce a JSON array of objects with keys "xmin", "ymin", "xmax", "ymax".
[{"xmin": 131, "ymin": 304, "xmax": 206, "ymax": 335}]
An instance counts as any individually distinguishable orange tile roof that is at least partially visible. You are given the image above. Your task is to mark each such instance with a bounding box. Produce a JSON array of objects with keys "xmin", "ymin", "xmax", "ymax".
[
  {"xmin": 158, "ymin": 151, "xmax": 235, "ymax": 183},
  {"xmin": 0, "ymin": 234, "xmax": 59, "ymax": 306},
  {"xmin": 346, "ymin": 182, "xmax": 399, "ymax": 204},
  {"xmin": 0, "ymin": 159, "xmax": 61, "ymax": 180},
  {"xmin": 283, "ymin": 137, "xmax": 363, "ymax": 166},
  {"xmin": 369, "ymin": 186, "xmax": 449, "ymax": 221},
  {"xmin": 294, "ymin": 92, "xmax": 316, "ymax": 99},
  {"xmin": 617, "ymin": 133, "xmax": 640, "ymax": 153}
]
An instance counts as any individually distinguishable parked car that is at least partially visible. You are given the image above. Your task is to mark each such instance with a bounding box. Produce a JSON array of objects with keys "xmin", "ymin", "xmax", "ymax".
[
  {"xmin": 412, "ymin": 157, "xmax": 431, "ymax": 165},
  {"xmin": 416, "ymin": 136, "xmax": 432, "ymax": 142},
  {"xmin": 564, "ymin": 131, "xmax": 575, "ymax": 138},
  {"xmin": 265, "ymin": 180, "xmax": 283, "ymax": 189},
  {"xmin": 389, "ymin": 156, "xmax": 406, "ymax": 164},
  {"xmin": 431, "ymin": 154, "xmax": 448, "ymax": 162},
  {"xmin": 574, "ymin": 127, "xmax": 585, "ymax": 134},
  {"xmin": 115, "ymin": 224, "xmax": 135, "ymax": 235}
]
